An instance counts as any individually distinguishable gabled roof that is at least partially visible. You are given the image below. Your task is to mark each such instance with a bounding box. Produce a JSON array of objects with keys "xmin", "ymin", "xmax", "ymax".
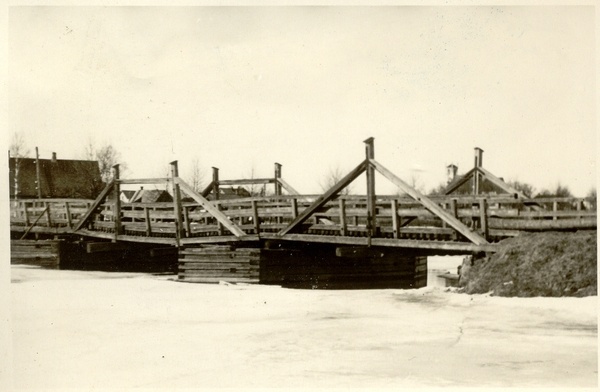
[
  {"xmin": 9, "ymin": 157, "xmax": 103, "ymax": 199},
  {"xmin": 130, "ymin": 189, "xmax": 173, "ymax": 203},
  {"xmin": 445, "ymin": 170, "xmax": 508, "ymax": 195}
]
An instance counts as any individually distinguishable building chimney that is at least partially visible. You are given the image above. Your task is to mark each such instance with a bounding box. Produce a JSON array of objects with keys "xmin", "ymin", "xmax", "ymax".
[
  {"xmin": 446, "ymin": 164, "xmax": 458, "ymax": 184},
  {"xmin": 474, "ymin": 147, "xmax": 484, "ymax": 168},
  {"xmin": 52, "ymin": 152, "xmax": 57, "ymax": 163}
]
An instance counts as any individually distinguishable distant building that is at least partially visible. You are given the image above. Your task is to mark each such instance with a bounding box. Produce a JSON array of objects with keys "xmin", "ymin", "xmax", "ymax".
[
  {"xmin": 9, "ymin": 153, "xmax": 103, "ymax": 199},
  {"xmin": 205, "ymin": 187, "xmax": 253, "ymax": 201},
  {"xmin": 129, "ymin": 188, "xmax": 173, "ymax": 203},
  {"xmin": 445, "ymin": 165, "xmax": 508, "ymax": 195}
]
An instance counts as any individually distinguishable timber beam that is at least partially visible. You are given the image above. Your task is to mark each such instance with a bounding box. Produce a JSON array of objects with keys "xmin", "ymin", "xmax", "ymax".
[{"xmin": 278, "ymin": 160, "xmax": 368, "ymax": 236}]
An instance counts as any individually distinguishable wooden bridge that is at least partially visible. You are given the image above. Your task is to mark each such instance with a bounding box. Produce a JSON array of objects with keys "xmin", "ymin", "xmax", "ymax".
[{"xmin": 10, "ymin": 138, "xmax": 596, "ymax": 287}]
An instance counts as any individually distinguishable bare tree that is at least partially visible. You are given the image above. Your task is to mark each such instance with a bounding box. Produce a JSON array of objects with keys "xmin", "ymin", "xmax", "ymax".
[
  {"xmin": 188, "ymin": 158, "xmax": 205, "ymax": 193},
  {"xmin": 320, "ymin": 165, "xmax": 352, "ymax": 195},
  {"xmin": 244, "ymin": 165, "xmax": 265, "ymax": 196},
  {"xmin": 95, "ymin": 144, "xmax": 124, "ymax": 183},
  {"xmin": 80, "ymin": 139, "xmax": 125, "ymax": 183},
  {"xmin": 9, "ymin": 132, "xmax": 30, "ymax": 158},
  {"xmin": 9, "ymin": 132, "xmax": 30, "ymax": 200}
]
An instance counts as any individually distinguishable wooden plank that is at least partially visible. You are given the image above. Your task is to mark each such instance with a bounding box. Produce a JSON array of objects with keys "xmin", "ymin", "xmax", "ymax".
[
  {"xmin": 266, "ymin": 233, "xmax": 498, "ymax": 253},
  {"xmin": 479, "ymin": 198, "xmax": 488, "ymax": 239},
  {"xmin": 364, "ymin": 138, "xmax": 376, "ymax": 236},
  {"xmin": 277, "ymin": 178, "xmax": 300, "ymax": 195},
  {"xmin": 391, "ymin": 199, "xmax": 399, "ymax": 239},
  {"xmin": 144, "ymin": 207, "xmax": 152, "ymax": 236},
  {"xmin": 370, "ymin": 159, "xmax": 488, "ymax": 246},
  {"xmin": 11, "ymin": 252, "xmax": 58, "ymax": 259},
  {"xmin": 218, "ymin": 178, "xmax": 275, "ymax": 186},
  {"xmin": 278, "ymin": 160, "xmax": 367, "ymax": 236},
  {"xmin": 179, "ymin": 235, "xmax": 259, "ymax": 245},
  {"xmin": 488, "ymin": 217, "xmax": 596, "ymax": 230},
  {"xmin": 180, "ymin": 247, "xmax": 259, "ymax": 254},
  {"xmin": 65, "ymin": 202, "xmax": 72, "ymax": 228},
  {"xmin": 182, "ymin": 206, "xmax": 191, "ymax": 237},
  {"xmin": 179, "ymin": 265, "xmax": 260, "ymax": 271},
  {"xmin": 117, "ymin": 178, "xmax": 170, "ymax": 185},
  {"xmin": 176, "ymin": 178, "xmax": 245, "ymax": 237},
  {"xmin": 178, "ymin": 277, "xmax": 259, "ymax": 284},
  {"xmin": 339, "ymin": 199, "xmax": 347, "ymax": 236},
  {"xmin": 251, "ymin": 200, "xmax": 260, "ymax": 233}
]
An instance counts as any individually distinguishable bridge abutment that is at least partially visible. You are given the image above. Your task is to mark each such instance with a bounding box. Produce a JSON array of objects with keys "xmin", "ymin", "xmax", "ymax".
[{"xmin": 178, "ymin": 242, "xmax": 428, "ymax": 289}]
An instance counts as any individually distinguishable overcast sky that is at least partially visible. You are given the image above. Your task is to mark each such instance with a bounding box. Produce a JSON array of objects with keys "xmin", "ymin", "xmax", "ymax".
[{"xmin": 6, "ymin": 6, "xmax": 596, "ymax": 196}]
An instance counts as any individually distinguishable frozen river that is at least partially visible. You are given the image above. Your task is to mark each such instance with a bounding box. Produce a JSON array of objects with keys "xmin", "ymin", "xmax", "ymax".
[{"xmin": 5, "ymin": 263, "xmax": 598, "ymax": 389}]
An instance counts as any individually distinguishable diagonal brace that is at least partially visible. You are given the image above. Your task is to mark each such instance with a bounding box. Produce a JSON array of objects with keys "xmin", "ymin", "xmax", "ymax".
[
  {"xmin": 176, "ymin": 177, "xmax": 245, "ymax": 237},
  {"xmin": 278, "ymin": 160, "xmax": 368, "ymax": 236},
  {"xmin": 73, "ymin": 181, "xmax": 115, "ymax": 232},
  {"xmin": 370, "ymin": 159, "xmax": 488, "ymax": 246}
]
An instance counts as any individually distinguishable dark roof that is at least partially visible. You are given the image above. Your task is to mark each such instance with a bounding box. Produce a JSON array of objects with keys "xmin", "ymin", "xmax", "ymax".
[
  {"xmin": 120, "ymin": 190, "xmax": 137, "ymax": 201},
  {"xmin": 130, "ymin": 189, "xmax": 173, "ymax": 203},
  {"xmin": 9, "ymin": 157, "xmax": 103, "ymax": 199}
]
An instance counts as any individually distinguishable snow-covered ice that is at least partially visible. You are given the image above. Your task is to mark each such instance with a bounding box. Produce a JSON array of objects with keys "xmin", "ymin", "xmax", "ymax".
[{"xmin": 6, "ymin": 264, "xmax": 598, "ymax": 389}]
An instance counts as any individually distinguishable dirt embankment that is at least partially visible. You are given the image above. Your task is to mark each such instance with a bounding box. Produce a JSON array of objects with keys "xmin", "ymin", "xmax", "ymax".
[{"xmin": 459, "ymin": 231, "xmax": 597, "ymax": 297}]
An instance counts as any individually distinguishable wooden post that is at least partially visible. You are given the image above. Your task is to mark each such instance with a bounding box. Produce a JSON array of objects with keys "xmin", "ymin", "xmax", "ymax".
[
  {"xmin": 577, "ymin": 199, "xmax": 583, "ymax": 220},
  {"xmin": 364, "ymin": 137, "xmax": 376, "ymax": 237},
  {"xmin": 391, "ymin": 199, "xmax": 399, "ymax": 239},
  {"xmin": 553, "ymin": 201, "xmax": 558, "ymax": 221},
  {"xmin": 450, "ymin": 198, "xmax": 458, "ymax": 241},
  {"xmin": 291, "ymin": 198, "xmax": 298, "ymax": 219},
  {"xmin": 65, "ymin": 201, "xmax": 72, "ymax": 229},
  {"xmin": 35, "ymin": 147, "xmax": 42, "ymax": 199},
  {"xmin": 474, "ymin": 147, "xmax": 483, "ymax": 195},
  {"xmin": 274, "ymin": 163, "xmax": 282, "ymax": 224},
  {"xmin": 112, "ymin": 164, "xmax": 121, "ymax": 241},
  {"xmin": 479, "ymin": 197, "xmax": 488, "ymax": 240},
  {"xmin": 44, "ymin": 201, "xmax": 52, "ymax": 227},
  {"xmin": 212, "ymin": 167, "xmax": 220, "ymax": 200},
  {"xmin": 274, "ymin": 163, "xmax": 282, "ymax": 196},
  {"xmin": 339, "ymin": 198, "xmax": 347, "ymax": 236},
  {"xmin": 182, "ymin": 206, "xmax": 191, "ymax": 237},
  {"xmin": 144, "ymin": 207, "xmax": 152, "ymax": 236},
  {"xmin": 251, "ymin": 200, "xmax": 260, "ymax": 234},
  {"xmin": 170, "ymin": 161, "xmax": 184, "ymax": 245},
  {"xmin": 24, "ymin": 202, "xmax": 30, "ymax": 226}
]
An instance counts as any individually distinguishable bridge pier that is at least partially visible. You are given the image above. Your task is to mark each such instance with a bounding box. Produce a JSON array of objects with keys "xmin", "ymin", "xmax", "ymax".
[{"xmin": 177, "ymin": 241, "xmax": 428, "ymax": 289}]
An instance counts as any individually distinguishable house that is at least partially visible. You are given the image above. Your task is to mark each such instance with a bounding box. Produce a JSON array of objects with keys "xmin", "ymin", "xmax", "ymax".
[
  {"xmin": 444, "ymin": 163, "xmax": 510, "ymax": 196},
  {"xmin": 9, "ymin": 152, "xmax": 103, "ymax": 199},
  {"xmin": 205, "ymin": 186, "xmax": 253, "ymax": 201},
  {"xmin": 129, "ymin": 187, "xmax": 173, "ymax": 203}
]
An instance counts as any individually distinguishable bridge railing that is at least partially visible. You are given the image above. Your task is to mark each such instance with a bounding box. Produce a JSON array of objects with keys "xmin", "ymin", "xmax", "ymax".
[
  {"xmin": 10, "ymin": 199, "xmax": 94, "ymax": 232},
  {"xmin": 10, "ymin": 194, "xmax": 596, "ymax": 242}
]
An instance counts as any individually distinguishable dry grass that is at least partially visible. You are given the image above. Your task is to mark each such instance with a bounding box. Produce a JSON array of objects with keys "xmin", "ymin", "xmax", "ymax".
[{"xmin": 460, "ymin": 231, "xmax": 597, "ymax": 297}]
